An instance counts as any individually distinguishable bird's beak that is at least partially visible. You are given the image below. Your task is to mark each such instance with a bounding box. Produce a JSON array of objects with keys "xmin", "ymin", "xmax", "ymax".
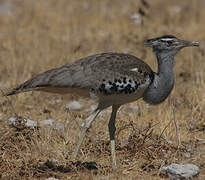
[
  {"xmin": 181, "ymin": 40, "xmax": 199, "ymax": 47},
  {"xmin": 144, "ymin": 39, "xmax": 153, "ymax": 47}
]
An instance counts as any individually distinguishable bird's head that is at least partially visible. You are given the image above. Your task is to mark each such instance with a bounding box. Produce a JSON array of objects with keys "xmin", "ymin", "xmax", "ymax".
[{"xmin": 144, "ymin": 35, "xmax": 199, "ymax": 54}]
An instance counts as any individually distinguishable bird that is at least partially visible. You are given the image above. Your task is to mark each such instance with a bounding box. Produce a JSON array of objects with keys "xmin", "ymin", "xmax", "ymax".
[{"xmin": 3, "ymin": 35, "xmax": 199, "ymax": 169}]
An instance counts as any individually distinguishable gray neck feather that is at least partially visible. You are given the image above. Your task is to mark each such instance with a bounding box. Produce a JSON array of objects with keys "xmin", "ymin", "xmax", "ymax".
[{"xmin": 143, "ymin": 50, "xmax": 177, "ymax": 104}]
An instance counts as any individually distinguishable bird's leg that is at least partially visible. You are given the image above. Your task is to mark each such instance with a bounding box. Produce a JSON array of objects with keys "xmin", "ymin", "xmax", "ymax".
[
  {"xmin": 72, "ymin": 108, "xmax": 101, "ymax": 159},
  {"xmin": 108, "ymin": 105, "xmax": 120, "ymax": 170}
]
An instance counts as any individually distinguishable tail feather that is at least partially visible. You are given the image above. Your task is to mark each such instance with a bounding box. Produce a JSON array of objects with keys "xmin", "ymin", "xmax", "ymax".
[
  {"xmin": 3, "ymin": 66, "xmax": 73, "ymax": 96},
  {"xmin": 3, "ymin": 64, "xmax": 81, "ymax": 96},
  {"xmin": 3, "ymin": 72, "xmax": 51, "ymax": 96},
  {"xmin": 3, "ymin": 89, "xmax": 20, "ymax": 96},
  {"xmin": 3, "ymin": 82, "xmax": 43, "ymax": 96},
  {"xmin": 3, "ymin": 88, "xmax": 36, "ymax": 96}
]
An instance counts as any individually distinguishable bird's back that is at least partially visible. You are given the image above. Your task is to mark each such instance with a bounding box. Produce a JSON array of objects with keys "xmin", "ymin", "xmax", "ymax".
[{"xmin": 4, "ymin": 53, "xmax": 154, "ymax": 105}]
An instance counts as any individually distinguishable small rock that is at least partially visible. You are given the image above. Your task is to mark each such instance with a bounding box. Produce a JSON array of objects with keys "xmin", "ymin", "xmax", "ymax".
[
  {"xmin": 54, "ymin": 98, "xmax": 62, "ymax": 104},
  {"xmin": 40, "ymin": 119, "xmax": 54, "ymax": 128},
  {"xmin": 39, "ymin": 159, "xmax": 58, "ymax": 166},
  {"xmin": 166, "ymin": 140, "xmax": 173, "ymax": 145},
  {"xmin": 65, "ymin": 101, "xmax": 84, "ymax": 111},
  {"xmin": 148, "ymin": 146, "xmax": 155, "ymax": 150},
  {"xmin": 26, "ymin": 119, "xmax": 38, "ymax": 128},
  {"xmin": 184, "ymin": 152, "xmax": 191, "ymax": 158},
  {"xmin": 130, "ymin": 13, "xmax": 142, "ymax": 24},
  {"xmin": 8, "ymin": 117, "xmax": 17, "ymax": 125},
  {"xmin": 51, "ymin": 98, "xmax": 62, "ymax": 104},
  {"xmin": 38, "ymin": 161, "xmax": 45, "ymax": 165},
  {"xmin": 45, "ymin": 178, "xmax": 59, "ymax": 180},
  {"xmin": 25, "ymin": 105, "xmax": 33, "ymax": 109},
  {"xmin": 160, "ymin": 163, "xmax": 200, "ymax": 180},
  {"xmin": 8, "ymin": 117, "xmax": 37, "ymax": 129}
]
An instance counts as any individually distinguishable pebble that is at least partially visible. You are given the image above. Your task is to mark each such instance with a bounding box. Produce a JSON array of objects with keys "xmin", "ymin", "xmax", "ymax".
[
  {"xmin": 39, "ymin": 159, "xmax": 58, "ymax": 166},
  {"xmin": 25, "ymin": 119, "xmax": 38, "ymax": 128},
  {"xmin": 160, "ymin": 163, "xmax": 200, "ymax": 180},
  {"xmin": 45, "ymin": 178, "xmax": 59, "ymax": 180},
  {"xmin": 8, "ymin": 117, "xmax": 38, "ymax": 129},
  {"xmin": 25, "ymin": 105, "xmax": 33, "ymax": 109},
  {"xmin": 51, "ymin": 98, "xmax": 62, "ymax": 104},
  {"xmin": 130, "ymin": 13, "xmax": 142, "ymax": 24},
  {"xmin": 40, "ymin": 119, "xmax": 54, "ymax": 128},
  {"xmin": 65, "ymin": 101, "xmax": 84, "ymax": 111},
  {"xmin": 8, "ymin": 117, "xmax": 16, "ymax": 125},
  {"xmin": 184, "ymin": 152, "xmax": 191, "ymax": 158}
]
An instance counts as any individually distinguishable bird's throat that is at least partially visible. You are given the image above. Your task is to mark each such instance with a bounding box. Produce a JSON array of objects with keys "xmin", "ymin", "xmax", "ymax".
[{"xmin": 143, "ymin": 53, "xmax": 175, "ymax": 104}]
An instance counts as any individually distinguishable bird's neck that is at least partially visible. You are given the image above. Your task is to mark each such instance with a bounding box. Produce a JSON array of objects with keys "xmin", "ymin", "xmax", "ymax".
[
  {"xmin": 156, "ymin": 51, "xmax": 175, "ymax": 74},
  {"xmin": 143, "ymin": 51, "xmax": 176, "ymax": 104}
]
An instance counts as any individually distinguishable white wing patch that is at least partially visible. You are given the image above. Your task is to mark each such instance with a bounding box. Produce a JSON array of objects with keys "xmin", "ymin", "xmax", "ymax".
[{"xmin": 130, "ymin": 67, "xmax": 138, "ymax": 72}]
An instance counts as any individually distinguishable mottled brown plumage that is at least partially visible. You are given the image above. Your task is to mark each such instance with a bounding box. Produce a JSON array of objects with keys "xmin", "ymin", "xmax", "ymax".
[{"xmin": 5, "ymin": 53, "xmax": 154, "ymax": 106}]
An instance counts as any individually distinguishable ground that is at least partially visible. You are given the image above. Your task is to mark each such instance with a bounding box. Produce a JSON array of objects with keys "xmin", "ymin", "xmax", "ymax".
[{"xmin": 0, "ymin": 0, "xmax": 205, "ymax": 179}]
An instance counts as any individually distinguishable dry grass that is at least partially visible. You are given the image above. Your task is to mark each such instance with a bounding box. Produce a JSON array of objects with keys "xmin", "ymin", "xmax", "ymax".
[{"xmin": 0, "ymin": 0, "xmax": 205, "ymax": 179}]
